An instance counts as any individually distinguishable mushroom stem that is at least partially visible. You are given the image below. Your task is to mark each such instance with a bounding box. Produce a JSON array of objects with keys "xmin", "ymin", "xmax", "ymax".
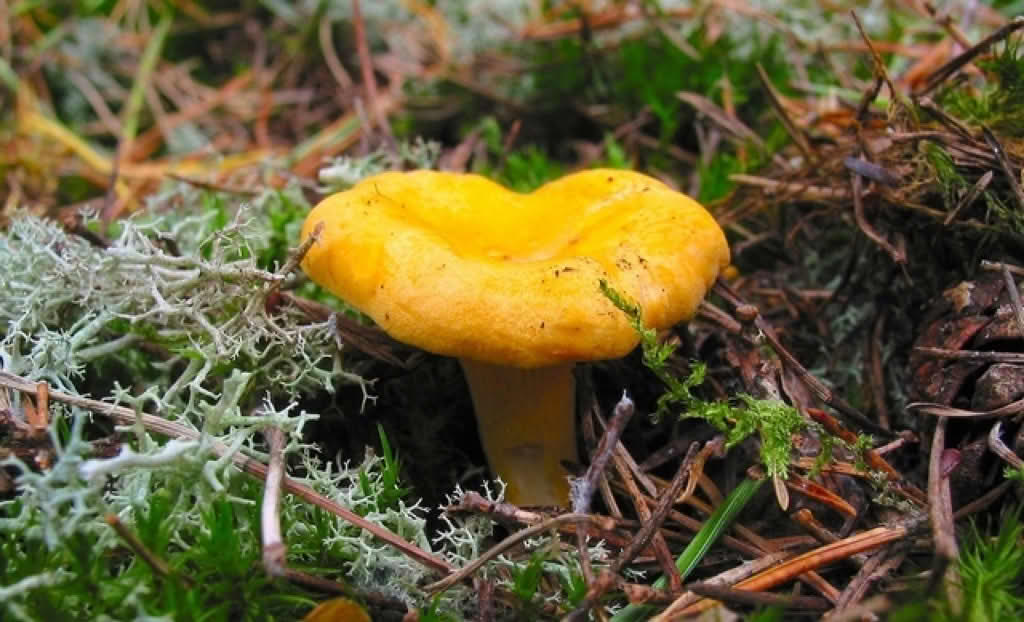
[{"xmin": 459, "ymin": 359, "xmax": 577, "ymax": 506}]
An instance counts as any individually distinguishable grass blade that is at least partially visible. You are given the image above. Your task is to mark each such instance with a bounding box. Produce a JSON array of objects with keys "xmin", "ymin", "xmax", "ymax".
[{"xmin": 610, "ymin": 476, "xmax": 765, "ymax": 622}]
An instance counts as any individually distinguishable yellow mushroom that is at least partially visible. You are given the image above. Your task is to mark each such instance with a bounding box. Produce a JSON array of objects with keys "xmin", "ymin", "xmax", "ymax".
[
  {"xmin": 300, "ymin": 169, "xmax": 729, "ymax": 506},
  {"xmin": 302, "ymin": 597, "xmax": 371, "ymax": 622}
]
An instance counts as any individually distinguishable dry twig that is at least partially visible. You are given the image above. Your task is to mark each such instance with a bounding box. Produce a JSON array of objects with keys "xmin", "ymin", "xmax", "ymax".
[
  {"xmin": 573, "ymin": 392, "xmax": 636, "ymax": 514},
  {"xmin": 918, "ymin": 16, "xmax": 1024, "ymax": 95},
  {"xmin": 261, "ymin": 425, "xmax": 287, "ymax": 578}
]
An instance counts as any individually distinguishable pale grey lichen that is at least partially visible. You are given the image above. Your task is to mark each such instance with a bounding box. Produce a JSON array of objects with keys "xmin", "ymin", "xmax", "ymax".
[
  {"xmin": 288, "ymin": 450, "xmax": 434, "ymax": 604},
  {"xmin": 433, "ymin": 481, "xmax": 504, "ymax": 567},
  {"xmin": 1, "ymin": 410, "xmax": 102, "ymax": 549},
  {"xmin": 318, "ymin": 137, "xmax": 443, "ymax": 191},
  {"xmin": 0, "ymin": 201, "xmax": 341, "ymax": 399},
  {"xmin": 0, "ymin": 192, "xmax": 371, "ymax": 615}
]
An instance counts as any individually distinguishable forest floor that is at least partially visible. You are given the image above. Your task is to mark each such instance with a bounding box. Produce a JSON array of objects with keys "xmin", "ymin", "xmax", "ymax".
[{"xmin": 3, "ymin": 2, "xmax": 1024, "ymax": 621}]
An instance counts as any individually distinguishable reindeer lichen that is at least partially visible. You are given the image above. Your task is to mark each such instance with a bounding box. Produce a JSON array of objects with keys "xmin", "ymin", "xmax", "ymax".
[{"xmin": 0, "ymin": 187, "xmax": 431, "ymax": 618}]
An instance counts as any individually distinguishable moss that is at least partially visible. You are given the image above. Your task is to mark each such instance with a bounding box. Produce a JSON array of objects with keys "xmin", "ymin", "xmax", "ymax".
[
  {"xmin": 600, "ymin": 280, "xmax": 805, "ymax": 478},
  {"xmin": 939, "ymin": 37, "xmax": 1024, "ymax": 136}
]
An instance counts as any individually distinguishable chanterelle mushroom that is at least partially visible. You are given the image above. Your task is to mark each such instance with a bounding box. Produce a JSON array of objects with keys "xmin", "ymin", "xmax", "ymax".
[{"xmin": 300, "ymin": 169, "xmax": 729, "ymax": 506}]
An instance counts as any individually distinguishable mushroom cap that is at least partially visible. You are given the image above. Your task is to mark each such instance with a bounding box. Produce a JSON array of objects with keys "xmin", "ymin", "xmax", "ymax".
[{"xmin": 300, "ymin": 169, "xmax": 729, "ymax": 368}]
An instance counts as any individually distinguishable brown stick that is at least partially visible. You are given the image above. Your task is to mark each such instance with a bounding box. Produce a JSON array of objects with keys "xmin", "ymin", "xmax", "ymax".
[
  {"xmin": 573, "ymin": 393, "xmax": 636, "ymax": 514},
  {"xmin": 106, "ymin": 513, "xmax": 192, "ymax": 585},
  {"xmin": 261, "ymin": 425, "xmax": 287, "ymax": 577}
]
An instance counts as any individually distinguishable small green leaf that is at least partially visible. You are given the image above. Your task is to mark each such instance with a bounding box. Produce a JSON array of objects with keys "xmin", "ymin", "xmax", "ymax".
[{"xmin": 511, "ymin": 551, "xmax": 548, "ymax": 604}]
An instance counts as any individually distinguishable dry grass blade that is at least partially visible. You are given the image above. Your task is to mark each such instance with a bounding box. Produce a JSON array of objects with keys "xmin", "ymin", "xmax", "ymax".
[
  {"xmin": 944, "ymin": 170, "xmax": 993, "ymax": 224},
  {"xmin": 912, "ymin": 346, "xmax": 1024, "ymax": 364},
  {"xmin": 164, "ymin": 172, "xmax": 259, "ymax": 196},
  {"xmin": 988, "ymin": 421, "xmax": 1024, "ymax": 470},
  {"xmin": 674, "ymin": 526, "xmax": 909, "ymax": 617},
  {"xmin": 685, "ymin": 582, "xmax": 829, "ymax": 611},
  {"xmin": 676, "ymin": 92, "xmax": 765, "ymax": 149},
  {"xmin": 650, "ymin": 551, "xmax": 792, "ymax": 620},
  {"xmin": 319, "ymin": 16, "xmax": 354, "ymax": 93},
  {"xmin": 755, "ymin": 63, "xmax": 815, "ymax": 164},
  {"xmin": 850, "ymin": 10, "xmax": 900, "ymax": 109},
  {"xmin": 981, "ymin": 126, "xmax": 1024, "ymax": 210},
  {"xmin": 784, "ymin": 474, "xmax": 858, "ymax": 517},
  {"xmin": 927, "ymin": 417, "xmax": 962, "ymax": 612},
  {"xmin": 130, "ymin": 72, "xmax": 253, "ymax": 161},
  {"xmin": 925, "ymin": 2, "xmax": 974, "ymax": 50},
  {"xmin": 918, "ymin": 16, "xmax": 1024, "ymax": 95},
  {"xmin": 729, "ymin": 174, "xmax": 851, "ymax": 200},
  {"xmin": 908, "ymin": 397, "xmax": 1024, "ymax": 419},
  {"xmin": 351, "ymin": 0, "xmax": 393, "ymax": 144}
]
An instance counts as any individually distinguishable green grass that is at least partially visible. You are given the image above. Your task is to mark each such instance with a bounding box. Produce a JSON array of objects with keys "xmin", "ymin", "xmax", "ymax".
[
  {"xmin": 1, "ymin": 482, "xmax": 321, "ymax": 621},
  {"xmin": 890, "ymin": 507, "xmax": 1024, "ymax": 622},
  {"xmin": 611, "ymin": 476, "xmax": 766, "ymax": 622}
]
